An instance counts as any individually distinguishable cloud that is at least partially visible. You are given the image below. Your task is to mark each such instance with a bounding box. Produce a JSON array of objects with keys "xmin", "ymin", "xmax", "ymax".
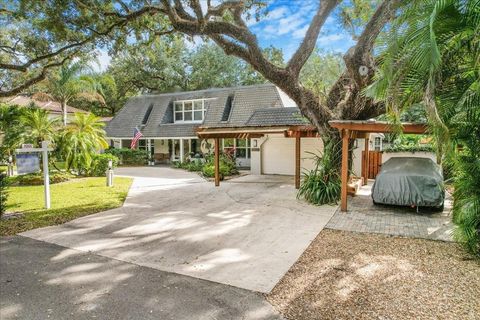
[
  {"xmin": 266, "ymin": 6, "xmax": 289, "ymax": 20},
  {"xmin": 277, "ymin": 12, "xmax": 308, "ymax": 35},
  {"xmin": 246, "ymin": 6, "xmax": 289, "ymax": 26},
  {"xmin": 91, "ymin": 49, "xmax": 111, "ymax": 72},
  {"xmin": 317, "ymin": 33, "xmax": 347, "ymax": 44},
  {"xmin": 292, "ymin": 25, "xmax": 309, "ymax": 39}
]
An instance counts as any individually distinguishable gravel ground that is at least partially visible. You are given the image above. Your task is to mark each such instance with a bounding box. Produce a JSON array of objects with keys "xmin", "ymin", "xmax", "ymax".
[{"xmin": 267, "ymin": 229, "xmax": 480, "ymax": 320}]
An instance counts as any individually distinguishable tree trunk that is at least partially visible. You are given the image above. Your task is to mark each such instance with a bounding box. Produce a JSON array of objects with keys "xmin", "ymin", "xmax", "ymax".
[{"xmin": 62, "ymin": 101, "xmax": 67, "ymax": 126}]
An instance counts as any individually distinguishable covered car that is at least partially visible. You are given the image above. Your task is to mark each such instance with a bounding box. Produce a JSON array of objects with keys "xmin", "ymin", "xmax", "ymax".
[{"xmin": 372, "ymin": 157, "xmax": 444, "ymax": 208}]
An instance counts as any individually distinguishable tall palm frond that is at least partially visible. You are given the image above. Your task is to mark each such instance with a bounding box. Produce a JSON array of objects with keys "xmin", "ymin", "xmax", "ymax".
[
  {"xmin": 368, "ymin": 0, "xmax": 480, "ymax": 256},
  {"xmin": 33, "ymin": 60, "xmax": 103, "ymax": 126},
  {"xmin": 59, "ymin": 112, "xmax": 108, "ymax": 173},
  {"xmin": 21, "ymin": 108, "xmax": 60, "ymax": 146}
]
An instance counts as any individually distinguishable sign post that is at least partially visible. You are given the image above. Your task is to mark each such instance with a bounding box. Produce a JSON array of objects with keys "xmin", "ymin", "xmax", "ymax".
[
  {"xmin": 16, "ymin": 141, "xmax": 53, "ymax": 209},
  {"xmin": 7, "ymin": 155, "xmax": 14, "ymax": 177},
  {"xmin": 106, "ymin": 159, "xmax": 114, "ymax": 187},
  {"xmin": 41, "ymin": 141, "xmax": 51, "ymax": 209}
]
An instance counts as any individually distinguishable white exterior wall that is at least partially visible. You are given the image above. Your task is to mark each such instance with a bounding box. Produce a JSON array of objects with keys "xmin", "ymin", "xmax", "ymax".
[
  {"xmin": 250, "ymin": 134, "xmax": 323, "ymax": 175},
  {"xmin": 352, "ymin": 137, "xmax": 437, "ymax": 176},
  {"xmin": 300, "ymin": 137, "xmax": 324, "ymax": 172},
  {"xmin": 382, "ymin": 151, "xmax": 436, "ymax": 163},
  {"xmin": 352, "ymin": 140, "xmax": 364, "ymax": 177},
  {"xmin": 154, "ymin": 139, "xmax": 169, "ymax": 154}
]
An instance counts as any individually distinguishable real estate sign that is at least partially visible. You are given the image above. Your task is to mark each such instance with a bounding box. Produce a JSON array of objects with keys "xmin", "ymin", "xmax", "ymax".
[{"xmin": 16, "ymin": 153, "xmax": 40, "ymax": 174}]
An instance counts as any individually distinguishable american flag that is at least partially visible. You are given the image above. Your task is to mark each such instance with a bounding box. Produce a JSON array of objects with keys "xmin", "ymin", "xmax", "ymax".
[{"xmin": 130, "ymin": 127, "xmax": 143, "ymax": 149}]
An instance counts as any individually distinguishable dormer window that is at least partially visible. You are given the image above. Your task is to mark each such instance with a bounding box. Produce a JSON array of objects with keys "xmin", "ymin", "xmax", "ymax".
[{"xmin": 174, "ymin": 99, "xmax": 207, "ymax": 123}]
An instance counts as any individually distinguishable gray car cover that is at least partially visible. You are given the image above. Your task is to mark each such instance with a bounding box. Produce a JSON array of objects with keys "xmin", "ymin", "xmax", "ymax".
[{"xmin": 372, "ymin": 157, "xmax": 445, "ymax": 207}]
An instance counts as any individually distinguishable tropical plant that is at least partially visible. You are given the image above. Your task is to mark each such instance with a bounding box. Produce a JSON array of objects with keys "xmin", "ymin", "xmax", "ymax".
[
  {"xmin": 297, "ymin": 141, "xmax": 342, "ymax": 205},
  {"xmin": 368, "ymin": 0, "xmax": 480, "ymax": 255},
  {"xmin": 88, "ymin": 153, "xmax": 119, "ymax": 177},
  {"xmin": 58, "ymin": 113, "xmax": 108, "ymax": 173},
  {"xmin": 105, "ymin": 148, "xmax": 148, "ymax": 165},
  {"xmin": 21, "ymin": 107, "xmax": 60, "ymax": 146},
  {"xmin": 202, "ymin": 153, "xmax": 238, "ymax": 179},
  {"xmin": 0, "ymin": 172, "xmax": 8, "ymax": 217},
  {"xmin": 8, "ymin": 171, "xmax": 74, "ymax": 186},
  {"xmin": 34, "ymin": 61, "xmax": 104, "ymax": 126},
  {"xmin": 0, "ymin": 103, "xmax": 27, "ymax": 160}
]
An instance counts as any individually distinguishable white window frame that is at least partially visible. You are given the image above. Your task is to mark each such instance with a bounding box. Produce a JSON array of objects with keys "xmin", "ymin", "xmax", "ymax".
[
  {"xmin": 174, "ymin": 99, "xmax": 207, "ymax": 123},
  {"xmin": 374, "ymin": 136, "xmax": 383, "ymax": 151},
  {"xmin": 222, "ymin": 138, "xmax": 250, "ymax": 159}
]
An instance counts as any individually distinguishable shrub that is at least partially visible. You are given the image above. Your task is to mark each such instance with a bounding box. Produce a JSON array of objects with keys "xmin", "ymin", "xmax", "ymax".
[
  {"xmin": 0, "ymin": 172, "xmax": 8, "ymax": 217},
  {"xmin": 384, "ymin": 134, "xmax": 435, "ymax": 153},
  {"xmin": 297, "ymin": 140, "xmax": 341, "ymax": 205},
  {"xmin": 452, "ymin": 150, "xmax": 480, "ymax": 257},
  {"xmin": 202, "ymin": 153, "xmax": 238, "ymax": 179},
  {"xmin": 105, "ymin": 148, "xmax": 147, "ymax": 165},
  {"xmin": 88, "ymin": 154, "xmax": 119, "ymax": 177},
  {"xmin": 186, "ymin": 160, "xmax": 203, "ymax": 172},
  {"xmin": 9, "ymin": 172, "xmax": 74, "ymax": 186},
  {"xmin": 172, "ymin": 158, "xmax": 204, "ymax": 172}
]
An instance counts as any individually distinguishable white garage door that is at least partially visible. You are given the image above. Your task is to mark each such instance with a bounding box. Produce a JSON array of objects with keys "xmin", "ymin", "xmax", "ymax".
[
  {"xmin": 261, "ymin": 136, "xmax": 323, "ymax": 175},
  {"xmin": 262, "ymin": 136, "xmax": 295, "ymax": 175},
  {"xmin": 300, "ymin": 138, "xmax": 324, "ymax": 172}
]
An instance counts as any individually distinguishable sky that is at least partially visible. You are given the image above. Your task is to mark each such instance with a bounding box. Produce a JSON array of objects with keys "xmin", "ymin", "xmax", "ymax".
[{"xmin": 94, "ymin": 0, "xmax": 355, "ymax": 72}]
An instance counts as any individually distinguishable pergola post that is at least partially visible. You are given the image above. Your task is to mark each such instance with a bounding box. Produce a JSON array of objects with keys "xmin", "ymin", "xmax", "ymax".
[
  {"xmin": 363, "ymin": 135, "xmax": 369, "ymax": 185},
  {"xmin": 179, "ymin": 139, "xmax": 184, "ymax": 163},
  {"xmin": 214, "ymin": 137, "xmax": 220, "ymax": 187},
  {"xmin": 295, "ymin": 136, "xmax": 301, "ymax": 189},
  {"xmin": 341, "ymin": 129, "xmax": 349, "ymax": 212}
]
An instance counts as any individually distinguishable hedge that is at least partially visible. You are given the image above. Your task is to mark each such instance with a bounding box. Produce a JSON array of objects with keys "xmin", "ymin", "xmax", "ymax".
[
  {"xmin": 88, "ymin": 154, "xmax": 119, "ymax": 177},
  {"xmin": 105, "ymin": 148, "xmax": 148, "ymax": 165}
]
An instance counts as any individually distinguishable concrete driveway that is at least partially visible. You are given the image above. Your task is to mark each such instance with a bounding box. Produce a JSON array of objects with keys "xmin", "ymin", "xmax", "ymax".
[{"xmin": 21, "ymin": 166, "xmax": 336, "ymax": 293}]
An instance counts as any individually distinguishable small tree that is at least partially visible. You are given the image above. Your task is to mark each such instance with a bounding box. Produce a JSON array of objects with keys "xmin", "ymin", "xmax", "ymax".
[
  {"xmin": 21, "ymin": 108, "xmax": 60, "ymax": 147},
  {"xmin": 0, "ymin": 103, "xmax": 27, "ymax": 161},
  {"xmin": 58, "ymin": 113, "xmax": 108, "ymax": 174},
  {"xmin": 34, "ymin": 61, "xmax": 105, "ymax": 126}
]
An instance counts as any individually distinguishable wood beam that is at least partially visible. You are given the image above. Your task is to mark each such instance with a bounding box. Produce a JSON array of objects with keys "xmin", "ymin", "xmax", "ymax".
[
  {"xmin": 197, "ymin": 132, "xmax": 264, "ymax": 139},
  {"xmin": 214, "ymin": 137, "xmax": 220, "ymax": 187},
  {"xmin": 295, "ymin": 136, "xmax": 301, "ymax": 189},
  {"xmin": 329, "ymin": 120, "xmax": 427, "ymax": 134},
  {"xmin": 341, "ymin": 129, "xmax": 349, "ymax": 212},
  {"xmin": 363, "ymin": 136, "xmax": 369, "ymax": 186}
]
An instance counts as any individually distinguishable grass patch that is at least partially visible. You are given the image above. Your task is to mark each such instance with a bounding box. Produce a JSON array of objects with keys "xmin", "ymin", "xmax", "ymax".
[{"xmin": 1, "ymin": 177, "xmax": 133, "ymax": 236}]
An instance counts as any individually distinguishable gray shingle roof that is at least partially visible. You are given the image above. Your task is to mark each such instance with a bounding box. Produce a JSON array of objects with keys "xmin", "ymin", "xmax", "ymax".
[
  {"xmin": 105, "ymin": 83, "xmax": 304, "ymax": 138},
  {"xmin": 245, "ymin": 107, "xmax": 307, "ymax": 127}
]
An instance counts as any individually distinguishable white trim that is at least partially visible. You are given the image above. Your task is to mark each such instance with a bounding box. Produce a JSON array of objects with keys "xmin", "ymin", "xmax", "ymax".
[
  {"xmin": 107, "ymin": 136, "xmax": 198, "ymax": 140},
  {"xmin": 179, "ymin": 139, "xmax": 185, "ymax": 163},
  {"xmin": 174, "ymin": 98, "xmax": 207, "ymax": 123}
]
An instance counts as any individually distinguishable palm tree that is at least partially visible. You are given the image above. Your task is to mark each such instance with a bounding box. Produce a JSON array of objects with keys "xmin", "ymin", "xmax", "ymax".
[
  {"xmin": 21, "ymin": 107, "xmax": 60, "ymax": 147},
  {"xmin": 59, "ymin": 113, "xmax": 108, "ymax": 173},
  {"xmin": 0, "ymin": 103, "xmax": 27, "ymax": 159},
  {"xmin": 34, "ymin": 61, "xmax": 105, "ymax": 126},
  {"xmin": 368, "ymin": 0, "xmax": 480, "ymax": 255}
]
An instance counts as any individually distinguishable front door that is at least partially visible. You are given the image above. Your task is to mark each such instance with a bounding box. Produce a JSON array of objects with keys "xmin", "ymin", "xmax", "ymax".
[{"xmin": 170, "ymin": 139, "xmax": 181, "ymax": 161}]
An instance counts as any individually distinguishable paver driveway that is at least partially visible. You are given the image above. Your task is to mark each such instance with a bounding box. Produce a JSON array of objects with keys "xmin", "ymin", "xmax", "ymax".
[{"xmin": 21, "ymin": 166, "xmax": 336, "ymax": 293}]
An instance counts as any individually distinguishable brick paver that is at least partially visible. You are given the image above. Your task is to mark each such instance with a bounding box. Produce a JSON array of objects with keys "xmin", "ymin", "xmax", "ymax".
[{"xmin": 326, "ymin": 185, "xmax": 453, "ymax": 241}]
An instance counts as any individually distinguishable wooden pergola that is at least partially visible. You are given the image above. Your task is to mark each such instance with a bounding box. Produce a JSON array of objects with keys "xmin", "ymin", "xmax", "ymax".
[
  {"xmin": 196, "ymin": 125, "xmax": 318, "ymax": 188},
  {"xmin": 329, "ymin": 120, "xmax": 428, "ymax": 212}
]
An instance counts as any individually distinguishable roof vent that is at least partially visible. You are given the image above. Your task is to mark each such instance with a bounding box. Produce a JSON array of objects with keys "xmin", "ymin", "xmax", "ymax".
[
  {"xmin": 142, "ymin": 103, "xmax": 153, "ymax": 125},
  {"xmin": 221, "ymin": 94, "xmax": 234, "ymax": 121}
]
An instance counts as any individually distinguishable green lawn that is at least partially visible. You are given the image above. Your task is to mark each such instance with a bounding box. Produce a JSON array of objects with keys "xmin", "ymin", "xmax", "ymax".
[{"xmin": 1, "ymin": 177, "xmax": 133, "ymax": 236}]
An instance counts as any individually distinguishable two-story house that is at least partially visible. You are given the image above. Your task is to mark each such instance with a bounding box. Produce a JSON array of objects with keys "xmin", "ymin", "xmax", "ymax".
[{"xmin": 105, "ymin": 83, "xmax": 324, "ymax": 175}]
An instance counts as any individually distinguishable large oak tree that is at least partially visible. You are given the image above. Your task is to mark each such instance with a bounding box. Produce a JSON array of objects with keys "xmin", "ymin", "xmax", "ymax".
[{"xmin": 1, "ymin": 0, "xmax": 402, "ymax": 141}]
